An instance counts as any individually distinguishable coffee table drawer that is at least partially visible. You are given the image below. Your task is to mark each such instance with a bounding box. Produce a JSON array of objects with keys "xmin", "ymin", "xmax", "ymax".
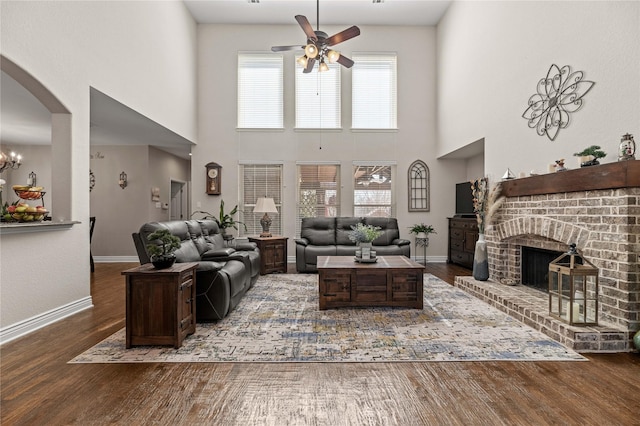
[
  {"xmin": 354, "ymin": 270, "xmax": 387, "ymax": 302},
  {"xmin": 391, "ymin": 272, "xmax": 420, "ymax": 302},
  {"xmin": 319, "ymin": 270, "xmax": 351, "ymax": 303}
]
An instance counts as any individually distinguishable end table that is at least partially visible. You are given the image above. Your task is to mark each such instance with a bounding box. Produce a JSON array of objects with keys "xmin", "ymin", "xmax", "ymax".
[
  {"xmin": 248, "ymin": 236, "xmax": 288, "ymax": 274},
  {"xmin": 122, "ymin": 262, "xmax": 197, "ymax": 349}
]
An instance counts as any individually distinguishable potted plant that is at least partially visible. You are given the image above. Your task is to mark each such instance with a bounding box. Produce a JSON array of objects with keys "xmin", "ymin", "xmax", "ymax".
[
  {"xmin": 348, "ymin": 223, "xmax": 383, "ymax": 244},
  {"xmin": 192, "ymin": 199, "xmax": 247, "ymax": 240},
  {"xmin": 146, "ymin": 229, "xmax": 181, "ymax": 269},
  {"xmin": 574, "ymin": 145, "xmax": 607, "ymax": 167},
  {"xmin": 348, "ymin": 223, "xmax": 383, "ymax": 260},
  {"xmin": 408, "ymin": 223, "xmax": 436, "ymax": 239}
]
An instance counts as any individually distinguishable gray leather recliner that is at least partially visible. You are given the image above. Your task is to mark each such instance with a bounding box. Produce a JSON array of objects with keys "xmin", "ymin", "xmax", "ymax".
[
  {"xmin": 295, "ymin": 217, "xmax": 411, "ymax": 272},
  {"xmin": 132, "ymin": 219, "xmax": 260, "ymax": 321}
]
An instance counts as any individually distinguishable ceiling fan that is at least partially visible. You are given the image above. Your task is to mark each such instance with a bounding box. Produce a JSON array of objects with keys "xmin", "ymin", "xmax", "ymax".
[{"xmin": 271, "ymin": 0, "xmax": 360, "ymax": 73}]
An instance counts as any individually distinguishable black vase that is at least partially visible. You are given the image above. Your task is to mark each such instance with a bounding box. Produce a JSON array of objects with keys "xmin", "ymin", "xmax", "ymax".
[{"xmin": 151, "ymin": 255, "xmax": 176, "ymax": 269}]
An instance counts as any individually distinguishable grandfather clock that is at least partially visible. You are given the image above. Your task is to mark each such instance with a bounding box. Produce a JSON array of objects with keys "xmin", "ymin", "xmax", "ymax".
[{"xmin": 205, "ymin": 162, "xmax": 221, "ymax": 195}]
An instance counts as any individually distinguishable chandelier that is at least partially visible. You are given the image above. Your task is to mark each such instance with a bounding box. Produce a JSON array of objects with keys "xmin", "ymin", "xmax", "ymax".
[{"xmin": 0, "ymin": 151, "xmax": 22, "ymax": 173}]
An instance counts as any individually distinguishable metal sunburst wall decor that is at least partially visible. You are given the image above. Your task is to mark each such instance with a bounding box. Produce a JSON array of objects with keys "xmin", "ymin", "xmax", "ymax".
[{"xmin": 522, "ymin": 64, "xmax": 595, "ymax": 141}]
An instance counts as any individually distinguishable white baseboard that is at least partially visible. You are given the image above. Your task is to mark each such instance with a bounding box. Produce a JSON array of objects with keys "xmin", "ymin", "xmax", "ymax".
[
  {"xmin": 0, "ymin": 296, "xmax": 94, "ymax": 345},
  {"xmin": 286, "ymin": 256, "xmax": 448, "ymax": 263},
  {"xmin": 95, "ymin": 256, "xmax": 139, "ymax": 263}
]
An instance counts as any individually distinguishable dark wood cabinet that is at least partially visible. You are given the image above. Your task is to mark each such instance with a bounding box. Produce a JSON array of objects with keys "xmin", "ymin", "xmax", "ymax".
[
  {"xmin": 448, "ymin": 217, "xmax": 478, "ymax": 269},
  {"xmin": 248, "ymin": 236, "xmax": 288, "ymax": 274},
  {"xmin": 122, "ymin": 262, "xmax": 197, "ymax": 349}
]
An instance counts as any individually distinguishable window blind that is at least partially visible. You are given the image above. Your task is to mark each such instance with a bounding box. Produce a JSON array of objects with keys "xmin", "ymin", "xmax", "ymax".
[
  {"xmin": 237, "ymin": 53, "xmax": 283, "ymax": 129},
  {"xmin": 296, "ymin": 163, "xmax": 340, "ymax": 236},
  {"xmin": 295, "ymin": 61, "xmax": 341, "ymax": 129},
  {"xmin": 353, "ymin": 164, "xmax": 395, "ymax": 218},
  {"xmin": 239, "ymin": 164, "xmax": 283, "ymax": 236},
  {"xmin": 352, "ymin": 53, "xmax": 397, "ymax": 129}
]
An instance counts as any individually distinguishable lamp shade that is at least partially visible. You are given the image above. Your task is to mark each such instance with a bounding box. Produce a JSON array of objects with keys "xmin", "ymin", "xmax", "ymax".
[{"xmin": 254, "ymin": 197, "xmax": 278, "ymax": 213}]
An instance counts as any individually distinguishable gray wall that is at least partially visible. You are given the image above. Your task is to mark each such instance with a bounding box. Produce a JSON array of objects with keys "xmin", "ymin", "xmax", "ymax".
[
  {"xmin": 90, "ymin": 145, "xmax": 190, "ymax": 257},
  {"xmin": 437, "ymin": 1, "xmax": 640, "ymax": 180},
  {"xmin": 195, "ymin": 24, "xmax": 465, "ymax": 259}
]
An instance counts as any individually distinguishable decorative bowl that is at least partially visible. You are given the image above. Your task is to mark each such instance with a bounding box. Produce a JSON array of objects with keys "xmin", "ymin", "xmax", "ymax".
[
  {"xmin": 15, "ymin": 189, "xmax": 46, "ymax": 200},
  {"xmin": 7, "ymin": 209, "xmax": 49, "ymax": 222}
]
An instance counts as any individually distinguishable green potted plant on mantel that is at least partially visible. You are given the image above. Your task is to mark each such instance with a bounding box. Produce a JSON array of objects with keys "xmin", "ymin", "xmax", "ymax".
[
  {"xmin": 146, "ymin": 229, "xmax": 181, "ymax": 269},
  {"xmin": 408, "ymin": 223, "xmax": 436, "ymax": 239},
  {"xmin": 192, "ymin": 199, "xmax": 247, "ymax": 240},
  {"xmin": 574, "ymin": 145, "xmax": 607, "ymax": 167}
]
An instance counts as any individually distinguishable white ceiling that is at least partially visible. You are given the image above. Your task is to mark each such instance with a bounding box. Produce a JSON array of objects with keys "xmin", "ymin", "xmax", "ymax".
[
  {"xmin": 184, "ymin": 0, "xmax": 452, "ymax": 26},
  {"xmin": 0, "ymin": 0, "xmax": 451, "ymax": 161}
]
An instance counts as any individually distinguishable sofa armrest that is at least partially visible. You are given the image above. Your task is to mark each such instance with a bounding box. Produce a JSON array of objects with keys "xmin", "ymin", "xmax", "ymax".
[
  {"xmin": 235, "ymin": 241, "xmax": 258, "ymax": 251},
  {"xmin": 201, "ymin": 247, "xmax": 236, "ymax": 260},
  {"xmin": 393, "ymin": 238, "xmax": 411, "ymax": 246},
  {"xmin": 196, "ymin": 261, "xmax": 225, "ymax": 272},
  {"xmin": 294, "ymin": 238, "xmax": 309, "ymax": 247}
]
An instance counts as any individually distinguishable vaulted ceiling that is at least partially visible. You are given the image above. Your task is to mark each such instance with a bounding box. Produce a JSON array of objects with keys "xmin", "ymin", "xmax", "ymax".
[{"xmin": 1, "ymin": 1, "xmax": 451, "ymax": 160}]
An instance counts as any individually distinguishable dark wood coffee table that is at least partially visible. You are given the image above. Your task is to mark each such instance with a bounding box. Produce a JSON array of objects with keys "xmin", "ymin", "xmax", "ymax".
[{"xmin": 317, "ymin": 256, "xmax": 424, "ymax": 310}]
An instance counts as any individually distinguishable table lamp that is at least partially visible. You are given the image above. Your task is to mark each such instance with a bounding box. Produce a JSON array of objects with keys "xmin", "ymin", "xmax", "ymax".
[{"xmin": 254, "ymin": 197, "xmax": 278, "ymax": 237}]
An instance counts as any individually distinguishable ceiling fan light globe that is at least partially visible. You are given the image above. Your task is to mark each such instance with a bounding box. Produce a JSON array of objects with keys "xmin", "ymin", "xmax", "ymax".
[
  {"xmin": 327, "ymin": 50, "xmax": 340, "ymax": 63},
  {"xmin": 319, "ymin": 60, "xmax": 329, "ymax": 72},
  {"xmin": 296, "ymin": 55, "xmax": 308, "ymax": 67},
  {"xmin": 304, "ymin": 43, "xmax": 318, "ymax": 59}
]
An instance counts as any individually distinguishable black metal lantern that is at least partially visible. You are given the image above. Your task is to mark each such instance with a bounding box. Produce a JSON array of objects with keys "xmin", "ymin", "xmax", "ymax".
[{"xmin": 549, "ymin": 244, "xmax": 599, "ymax": 326}]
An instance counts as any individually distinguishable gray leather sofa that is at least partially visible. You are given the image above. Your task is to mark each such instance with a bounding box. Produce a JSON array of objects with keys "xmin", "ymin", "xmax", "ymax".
[
  {"xmin": 132, "ymin": 219, "xmax": 260, "ymax": 321},
  {"xmin": 295, "ymin": 217, "xmax": 411, "ymax": 272}
]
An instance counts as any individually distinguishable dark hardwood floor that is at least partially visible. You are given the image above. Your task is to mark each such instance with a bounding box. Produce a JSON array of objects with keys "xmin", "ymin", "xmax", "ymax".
[{"xmin": 1, "ymin": 262, "xmax": 639, "ymax": 425}]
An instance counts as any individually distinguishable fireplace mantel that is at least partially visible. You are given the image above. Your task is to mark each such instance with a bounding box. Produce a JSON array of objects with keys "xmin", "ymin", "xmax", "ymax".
[{"xmin": 501, "ymin": 160, "xmax": 640, "ymax": 197}]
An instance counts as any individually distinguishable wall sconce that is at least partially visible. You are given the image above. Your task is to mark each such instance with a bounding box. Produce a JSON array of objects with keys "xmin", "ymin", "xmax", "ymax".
[
  {"xmin": 0, "ymin": 151, "xmax": 22, "ymax": 173},
  {"xmin": 27, "ymin": 171, "xmax": 37, "ymax": 187},
  {"xmin": 119, "ymin": 171, "xmax": 128, "ymax": 189},
  {"xmin": 253, "ymin": 197, "xmax": 278, "ymax": 237}
]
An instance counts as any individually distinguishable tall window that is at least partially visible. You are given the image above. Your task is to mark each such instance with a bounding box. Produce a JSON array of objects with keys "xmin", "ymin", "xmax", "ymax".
[
  {"xmin": 239, "ymin": 163, "xmax": 283, "ymax": 236},
  {"xmin": 296, "ymin": 163, "xmax": 340, "ymax": 235},
  {"xmin": 352, "ymin": 53, "xmax": 397, "ymax": 129},
  {"xmin": 353, "ymin": 163, "xmax": 395, "ymax": 217},
  {"xmin": 295, "ymin": 62, "xmax": 341, "ymax": 128},
  {"xmin": 237, "ymin": 53, "xmax": 283, "ymax": 128}
]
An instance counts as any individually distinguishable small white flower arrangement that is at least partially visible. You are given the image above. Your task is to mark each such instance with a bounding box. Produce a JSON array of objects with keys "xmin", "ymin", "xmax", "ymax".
[{"xmin": 348, "ymin": 223, "xmax": 383, "ymax": 244}]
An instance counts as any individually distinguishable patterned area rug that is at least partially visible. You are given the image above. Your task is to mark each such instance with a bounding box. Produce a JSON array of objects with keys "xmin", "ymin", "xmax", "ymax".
[{"xmin": 70, "ymin": 274, "xmax": 585, "ymax": 363}]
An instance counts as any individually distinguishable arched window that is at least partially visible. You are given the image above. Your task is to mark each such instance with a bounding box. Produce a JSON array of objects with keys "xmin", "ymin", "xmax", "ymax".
[{"xmin": 408, "ymin": 160, "xmax": 429, "ymax": 212}]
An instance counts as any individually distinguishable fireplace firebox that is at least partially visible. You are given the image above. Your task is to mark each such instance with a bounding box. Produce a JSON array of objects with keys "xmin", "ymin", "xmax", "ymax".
[{"xmin": 521, "ymin": 247, "xmax": 565, "ymax": 292}]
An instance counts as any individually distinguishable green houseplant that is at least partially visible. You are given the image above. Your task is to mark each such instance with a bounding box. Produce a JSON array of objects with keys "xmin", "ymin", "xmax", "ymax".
[
  {"xmin": 192, "ymin": 199, "xmax": 247, "ymax": 240},
  {"xmin": 146, "ymin": 229, "xmax": 181, "ymax": 269},
  {"xmin": 408, "ymin": 223, "xmax": 436, "ymax": 238}
]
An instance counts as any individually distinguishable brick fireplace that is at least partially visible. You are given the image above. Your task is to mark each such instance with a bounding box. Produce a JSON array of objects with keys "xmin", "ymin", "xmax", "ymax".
[{"xmin": 455, "ymin": 161, "xmax": 639, "ymax": 352}]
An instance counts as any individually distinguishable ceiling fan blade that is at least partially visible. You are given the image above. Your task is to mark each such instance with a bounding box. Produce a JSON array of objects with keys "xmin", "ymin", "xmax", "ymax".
[
  {"xmin": 325, "ymin": 26, "xmax": 360, "ymax": 46},
  {"xmin": 271, "ymin": 45, "xmax": 303, "ymax": 52},
  {"xmin": 303, "ymin": 57, "xmax": 316, "ymax": 73},
  {"xmin": 295, "ymin": 15, "xmax": 317, "ymax": 41},
  {"xmin": 336, "ymin": 55, "xmax": 354, "ymax": 68}
]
